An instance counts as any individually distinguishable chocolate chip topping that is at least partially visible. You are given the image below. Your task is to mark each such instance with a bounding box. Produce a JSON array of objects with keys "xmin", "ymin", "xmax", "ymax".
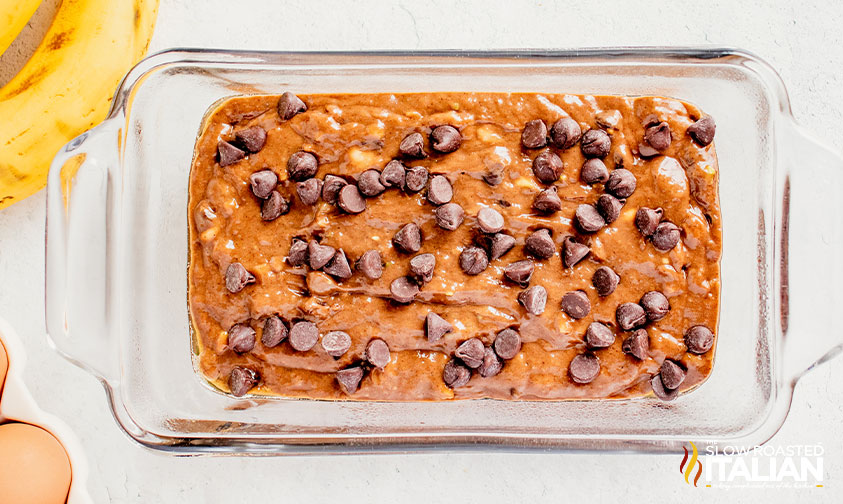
[
  {"xmin": 685, "ymin": 325, "xmax": 714, "ymax": 354},
  {"xmin": 409, "ymin": 253, "xmax": 436, "ymax": 284},
  {"xmin": 380, "ymin": 160, "xmax": 406, "ymax": 188},
  {"xmin": 640, "ymin": 291, "xmax": 670, "ymax": 321},
  {"xmin": 425, "ymin": 312, "xmax": 453, "ymax": 343},
  {"xmin": 218, "ymin": 140, "xmax": 245, "ymax": 167},
  {"xmin": 525, "ymin": 228, "xmax": 555, "ymax": 259},
  {"xmin": 399, "ymin": 132, "xmax": 427, "ymax": 158},
  {"xmin": 488, "ymin": 233, "xmax": 516, "ymax": 260},
  {"xmin": 644, "ymin": 121, "xmax": 671, "ymax": 151},
  {"xmin": 277, "ymin": 91, "xmax": 307, "ymax": 120},
  {"xmin": 262, "ymin": 316, "xmax": 288, "ymax": 347},
  {"xmin": 569, "ymin": 353, "xmax": 600, "ymax": 384},
  {"xmin": 650, "ymin": 373, "xmax": 679, "ymax": 401},
  {"xmin": 518, "ymin": 285, "xmax": 547, "ymax": 315},
  {"xmin": 596, "ymin": 194, "xmax": 623, "ymax": 224},
  {"xmin": 337, "ymin": 184, "xmax": 367, "ymax": 214},
  {"xmin": 580, "ymin": 158, "xmax": 610, "ymax": 184},
  {"xmin": 289, "ymin": 321, "xmax": 319, "ymax": 351},
  {"xmin": 404, "ymin": 166, "xmax": 429, "ymax": 192},
  {"xmin": 336, "ymin": 366, "xmax": 364, "ymax": 395},
  {"xmin": 296, "ymin": 177, "xmax": 323, "ymax": 205},
  {"xmin": 390, "ymin": 276, "xmax": 419, "ymax": 304},
  {"xmin": 652, "ymin": 221, "xmax": 681, "ymax": 251},
  {"xmin": 532, "ymin": 151, "xmax": 562, "ymax": 184},
  {"xmin": 616, "ymin": 302, "xmax": 647, "ymax": 331},
  {"xmin": 308, "ymin": 240, "xmax": 336, "ymax": 270},
  {"xmin": 443, "ymin": 359, "xmax": 471, "ymax": 388},
  {"xmin": 478, "ymin": 347, "xmax": 503, "ymax": 378},
  {"xmin": 477, "ymin": 207, "xmax": 504, "ymax": 233},
  {"xmin": 228, "ymin": 323, "xmax": 256, "ymax": 353},
  {"xmin": 459, "ymin": 246, "xmax": 489, "ymax": 275},
  {"xmin": 430, "ymin": 125, "xmax": 462, "ymax": 153},
  {"xmin": 622, "ymin": 329, "xmax": 649, "ymax": 360},
  {"xmin": 494, "ymin": 329, "xmax": 522, "ymax": 360},
  {"xmin": 605, "ymin": 168, "xmax": 636, "ymax": 198},
  {"xmin": 365, "ymin": 339, "xmax": 391, "ymax": 369},
  {"xmin": 687, "ymin": 116, "xmax": 716, "ymax": 146},
  {"xmin": 358, "ymin": 169, "xmax": 386, "ymax": 197},
  {"xmin": 287, "ymin": 151, "xmax": 319, "ymax": 181},
  {"xmin": 483, "ymin": 165, "xmax": 503, "ymax": 186},
  {"xmin": 324, "ymin": 249, "xmax": 353, "ymax": 279},
  {"xmin": 574, "ymin": 204, "xmax": 605, "ymax": 233},
  {"xmin": 455, "ymin": 338, "xmax": 485, "ymax": 369},
  {"xmin": 659, "ymin": 359, "xmax": 686, "ymax": 390},
  {"xmin": 585, "ymin": 322, "xmax": 615, "ymax": 349},
  {"xmin": 321, "ymin": 175, "xmax": 348, "ymax": 204},
  {"xmin": 225, "ymin": 262, "xmax": 255, "ymax": 293},
  {"xmin": 261, "ymin": 190, "xmax": 290, "ymax": 221},
  {"xmin": 561, "ymin": 290, "xmax": 591, "ymax": 319},
  {"xmin": 580, "ymin": 129, "xmax": 611, "ymax": 158},
  {"xmin": 235, "ymin": 126, "xmax": 267, "ymax": 153},
  {"xmin": 321, "ymin": 331, "xmax": 352, "ymax": 357},
  {"xmin": 357, "ymin": 249, "xmax": 383, "ymax": 279},
  {"xmin": 504, "ymin": 259, "xmax": 535, "ymax": 286},
  {"xmin": 393, "ymin": 223, "xmax": 422, "ymax": 253},
  {"xmin": 435, "ymin": 202, "xmax": 465, "ymax": 231},
  {"xmin": 592, "ymin": 266, "xmax": 620, "ymax": 297},
  {"xmin": 427, "ymin": 175, "xmax": 453, "ymax": 205},
  {"xmin": 549, "ymin": 117, "xmax": 582, "ymax": 149},
  {"xmin": 249, "ymin": 169, "xmax": 278, "ymax": 199},
  {"xmin": 562, "ymin": 236, "xmax": 590, "ymax": 268},
  {"xmin": 533, "ymin": 186, "xmax": 563, "ymax": 213},
  {"xmin": 638, "ymin": 143, "xmax": 660, "ymax": 158},
  {"xmin": 288, "ymin": 238, "xmax": 308, "ymax": 267},
  {"xmin": 229, "ymin": 366, "xmax": 259, "ymax": 397},
  {"xmin": 635, "ymin": 207, "xmax": 664, "ymax": 237},
  {"xmin": 521, "ymin": 119, "xmax": 548, "ymax": 149}
]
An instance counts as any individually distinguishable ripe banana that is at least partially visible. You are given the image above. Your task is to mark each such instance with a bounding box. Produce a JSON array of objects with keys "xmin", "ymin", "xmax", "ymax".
[
  {"xmin": 0, "ymin": 0, "xmax": 42, "ymax": 55},
  {"xmin": 0, "ymin": 0, "xmax": 159, "ymax": 210}
]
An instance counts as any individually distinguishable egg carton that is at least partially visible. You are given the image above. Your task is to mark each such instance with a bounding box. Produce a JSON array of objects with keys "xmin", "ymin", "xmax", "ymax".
[{"xmin": 0, "ymin": 316, "xmax": 92, "ymax": 504}]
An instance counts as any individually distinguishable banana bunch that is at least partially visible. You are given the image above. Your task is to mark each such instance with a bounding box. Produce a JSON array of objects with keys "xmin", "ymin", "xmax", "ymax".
[{"xmin": 0, "ymin": 0, "xmax": 159, "ymax": 210}]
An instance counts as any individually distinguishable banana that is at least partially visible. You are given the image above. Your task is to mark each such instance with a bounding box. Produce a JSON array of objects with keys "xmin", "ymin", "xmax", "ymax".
[
  {"xmin": 0, "ymin": 0, "xmax": 159, "ymax": 210},
  {"xmin": 0, "ymin": 0, "xmax": 42, "ymax": 55}
]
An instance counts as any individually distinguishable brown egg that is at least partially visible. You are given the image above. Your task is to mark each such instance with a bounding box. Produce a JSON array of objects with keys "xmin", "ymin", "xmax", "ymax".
[
  {"xmin": 0, "ymin": 339, "xmax": 7, "ymax": 394},
  {"xmin": 0, "ymin": 423, "xmax": 71, "ymax": 504}
]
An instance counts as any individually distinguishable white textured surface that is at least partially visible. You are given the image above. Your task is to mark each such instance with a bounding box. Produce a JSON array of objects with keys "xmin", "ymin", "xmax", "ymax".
[{"xmin": 1, "ymin": 0, "xmax": 842, "ymax": 501}]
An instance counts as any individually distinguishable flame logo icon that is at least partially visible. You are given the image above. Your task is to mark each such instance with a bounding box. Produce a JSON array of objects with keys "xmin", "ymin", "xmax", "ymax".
[{"xmin": 679, "ymin": 442, "xmax": 703, "ymax": 487}]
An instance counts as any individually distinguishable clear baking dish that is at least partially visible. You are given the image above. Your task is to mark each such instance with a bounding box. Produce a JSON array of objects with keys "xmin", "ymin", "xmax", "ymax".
[{"xmin": 45, "ymin": 48, "xmax": 843, "ymax": 454}]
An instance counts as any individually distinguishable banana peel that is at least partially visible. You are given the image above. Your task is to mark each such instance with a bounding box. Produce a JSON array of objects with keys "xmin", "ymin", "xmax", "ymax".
[
  {"xmin": 0, "ymin": 0, "xmax": 42, "ymax": 56},
  {"xmin": 0, "ymin": 0, "xmax": 159, "ymax": 210}
]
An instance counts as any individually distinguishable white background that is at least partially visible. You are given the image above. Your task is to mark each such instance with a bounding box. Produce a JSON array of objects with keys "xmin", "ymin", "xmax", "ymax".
[{"xmin": 1, "ymin": 0, "xmax": 841, "ymax": 501}]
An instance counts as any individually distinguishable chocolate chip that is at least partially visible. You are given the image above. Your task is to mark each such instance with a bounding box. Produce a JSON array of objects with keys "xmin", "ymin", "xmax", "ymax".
[
  {"xmin": 635, "ymin": 207, "xmax": 663, "ymax": 237},
  {"xmin": 685, "ymin": 325, "xmax": 714, "ymax": 354},
  {"xmin": 532, "ymin": 151, "xmax": 562, "ymax": 183},
  {"xmin": 532, "ymin": 186, "xmax": 563, "ymax": 214},
  {"xmin": 262, "ymin": 316, "xmax": 287, "ymax": 347},
  {"xmin": 518, "ymin": 285, "xmax": 547, "ymax": 315},
  {"xmin": 235, "ymin": 126, "xmax": 267, "ymax": 153},
  {"xmin": 399, "ymin": 132, "xmax": 427, "ymax": 158},
  {"xmin": 430, "ymin": 125, "xmax": 461, "ymax": 153},
  {"xmin": 365, "ymin": 339, "xmax": 391, "ymax": 369},
  {"xmin": 605, "ymin": 168, "xmax": 636, "ymax": 198},
  {"xmin": 225, "ymin": 262, "xmax": 255, "ymax": 293},
  {"xmin": 493, "ymin": 328, "xmax": 522, "ymax": 360},
  {"xmin": 574, "ymin": 204, "xmax": 605, "ymax": 233},
  {"xmin": 358, "ymin": 169, "xmax": 385, "ymax": 197},
  {"xmin": 660, "ymin": 360, "xmax": 686, "ymax": 390},
  {"xmin": 288, "ymin": 239, "xmax": 308, "ymax": 266},
  {"xmin": 687, "ymin": 116, "xmax": 716, "ymax": 146},
  {"xmin": 435, "ymin": 203, "xmax": 465, "ymax": 231},
  {"xmin": 229, "ymin": 366, "xmax": 259, "ymax": 397},
  {"xmin": 525, "ymin": 229, "xmax": 555, "ymax": 259},
  {"xmin": 483, "ymin": 165, "xmax": 503, "ymax": 186},
  {"xmin": 640, "ymin": 291, "xmax": 670, "ymax": 321},
  {"xmin": 521, "ymin": 119, "xmax": 548, "ymax": 148},
  {"xmin": 644, "ymin": 121, "xmax": 671, "ymax": 151},
  {"xmin": 455, "ymin": 338, "xmax": 485, "ymax": 368},
  {"xmin": 638, "ymin": 143, "xmax": 660, "ymax": 158},
  {"xmin": 650, "ymin": 373, "xmax": 678, "ymax": 401},
  {"xmin": 596, "ymin": 194, "xmax": 623, "ymax": 224},
  {"xmin": 277, "ymin": 91, "xmax": 307, "ymax": 120},
  {"xmin": 568, "ymin": 353, "xmax": 600, "ymax": 384},
  {"xmin": 409, "ymin": 253, "xmax": 436, "ymax": 284},
  {"xmin": 357, "ymin": 249, "xmax": 383, "ymax": 279},
  {"xmin": 336, "ymin": 366, "xmax": 364, "ymax": 395},
  {"xmin": 228, "ymin": 323, "xmax": 256, "ymax": 353},
  {"xmin": 581, "ymin": 129, "xmax": 611, "ymax": 158},
  {"xmin": 324, "ymin": 249, "xmax": 353, "ymax": 279},
  {"xmin": 296, "ymin": 178, "xmax": 322, "ymax": 205},
  {"xmin": 549, "ymin": 117, "xmax": 582, "ymax": 149},
  {"xmin": 380, "ymin": 160, "xmax": 406, "ymax": 188},
  {"xmin": 488, "ymin": 233, "xmax": 516, "ymax": 260},
  {"xmin": 459, "ymin": 246, "xmax": 489, "ymax": 275},
  {"xmin": 622, "ymin": 329, "xmax": 649, "ymax": 360},
  {"xmin": 249, "ymin": 169, "xmax": 278, "ymax": 199},
  {"xmin": 443, "ymin": 359, "xmax": 471, "ymax": 388},
  {"xmin": 308, "ymin": 240, "xmax": 336, "ymax": 270},
  {"xmin": 322, "ymin": 175, "xmax": 348, "ymax": 204},
  {"xmin": 561, "ymin": 290, "xmax": 591, "ymax": 319},
  {"xmin": 218, "ymin": 140, "xmax": 245, "ymax": 167},
  {"xmin": 425, "ymin": 312, "xmax": 453, "ymax": 342},
  {"xmin": 404, "ymin": 166, "xmax": 429, "ymax": 192},
  {"xmin": 642, "ymin": 114, "xmax": 661, "ymax": 128},
  {"xmin": 337, "ymin": 184, "xmax": 366, "ymax": 214},
  {"xmin": 478, "ymin": 347, "xmax": 503, "ymax": 378},
  {"xmin": 592, "ymin": 266, "xmax": 620, "ymax": 296},
  {"xmin": 652, "ymin": 221, "xmax": 681, "ymax": 251},
  {"xmin": 289, "ymin": 321, "xmax": 319, "ymax": 351},
  {"xmin": 504, "ymin": 260, "xmax": 535, "ymax": 286},
  {"xmin": 562, "ymin": 236, "xmax": 590, "ymax": 268},
  {"xmin": 390, "ymin": 276, "xmax": 419, "ymax": 303},
  {"xmin": 287, "ymin": 151, "xmax": 319, "ymax": 181},
  {"xmin": 585, "ymin": 322, "xmax": 615, "ymax": 349},
  {"xmin": 261, "ymin": 190, "xmax": 290, "ymax": 221},
  {"xmin": 393, "ymin": 223, "xmax": 422, "ymax": 253},
  {"xmin": 580, "ymin": 158, "xmax": 610, "ymax": 184},
  {"xmin": 477, "ymin": 207, "xmax": 504, "ymax": 233},
  {"xmin": 616, "ymin": 302, "xmax": 647, "ymax": 331},
  {"xmin": 427, "ymin": 175, "xmax": 453, "ymax": 205}
]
